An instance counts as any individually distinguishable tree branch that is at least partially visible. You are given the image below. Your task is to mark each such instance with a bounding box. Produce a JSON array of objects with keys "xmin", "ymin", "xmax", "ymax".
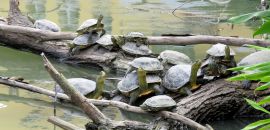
[{"xmin": 48, "ymin": 116, "xmax": 85, "ymax": 130}]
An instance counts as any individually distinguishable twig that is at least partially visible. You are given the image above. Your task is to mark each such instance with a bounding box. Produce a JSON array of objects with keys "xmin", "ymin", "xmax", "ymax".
[{"xmin": 48, "ymin": 116, "xmax": 85, "ymax": 130}]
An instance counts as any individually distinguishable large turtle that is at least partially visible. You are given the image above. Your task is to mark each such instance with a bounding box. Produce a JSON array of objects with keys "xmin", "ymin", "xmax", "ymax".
[
  {"xmin": 76, "ymin": 15, "xmax": 105, "ymax": 35},
  {"xmin": 33, "ymin": 19, "xmax": 61, "ymax": 32},
  {"xmin": 140, "ymin": 95, "xmax": 176, "ymax": 111},
  {"xmin": 55, "ymin": 71, "xmax": 106, "ymax": 99},
  {"xmin": 68, "ymin": 32, "xmax": 99, "ymax": 55},
  {"xmin": 237, "ymin": 50, "xmax": 270, "ymax": 89},
  {"xmin": 202, "ymin": 43, "xmax": 236, "ymax": 78},
  {"xmin": 112, "ymin": 32, "xmax": 152, "ymax": 56},
  {"xmin": 163, "ymin": 60, "xmax": 202, "ymax": 94},
  {"xmin": 126, "ymin": 57, "xmax": 163, "ymax": 75},
  {"xmin": 117, "ymin": 68, "xmax": 163, "ymax": 105}
]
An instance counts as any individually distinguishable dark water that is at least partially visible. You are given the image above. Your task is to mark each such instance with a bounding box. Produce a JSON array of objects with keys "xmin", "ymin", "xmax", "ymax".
[{"xmin": 0, "ymin": 0, "xmax": 263, "ymax": 130}]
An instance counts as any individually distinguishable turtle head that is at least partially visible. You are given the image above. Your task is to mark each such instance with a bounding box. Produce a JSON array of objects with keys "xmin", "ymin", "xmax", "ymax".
[
  {"xmin": 93, "ymin": 71, "xmax": 106, "ymax": 99},
  {"xmin": 137, "ymin": 67, "xmax": 148, "ymax": 91},
  {"xmin": 96, "ymin": 15, "xmax": 104, "ymax": 29},
  {"xmin": 190, "ymin": 60, "xmax": 202, "ymax": 90}
]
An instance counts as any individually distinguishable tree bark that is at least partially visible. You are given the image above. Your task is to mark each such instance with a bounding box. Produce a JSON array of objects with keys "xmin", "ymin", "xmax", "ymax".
[{"xmin": 48, "ymin": 116, "xmax": 86, "ymax": 130}]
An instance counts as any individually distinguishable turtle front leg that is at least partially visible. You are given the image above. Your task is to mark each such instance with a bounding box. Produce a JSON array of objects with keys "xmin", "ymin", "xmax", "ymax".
[{"xmin": 70, "ymin": 47, "xmax": 80, "ymax": 55}]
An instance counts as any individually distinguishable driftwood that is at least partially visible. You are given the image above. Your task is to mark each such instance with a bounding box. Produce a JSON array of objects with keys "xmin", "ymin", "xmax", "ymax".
[
  {"xmin": 48, "ymin": 116, "xmax": 85, "ymax": 130},
  {"xmin": 0, "ymin": 75, "xmax": 209, "ymax": 130},
  {"xmin": 41, "ymin": 53, "xmax": 152, "ymax": 130}
]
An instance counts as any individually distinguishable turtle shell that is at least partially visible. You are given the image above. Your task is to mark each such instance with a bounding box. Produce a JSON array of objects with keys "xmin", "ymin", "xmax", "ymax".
[
  {"xmin": 140, "ymin": 95, "xmax": 176, "ymax": 111},
  {"xmin": 158, "ymin": 50, "xmax": 192, "ymax": 65},
  {"xmin": 121, "ymin": 42, "xmax": 152, "ymax": 56},
  {"xmin": 207, "ymin": 43, "xmax": 235, "ymax": 57},
  {"xmin": 117, "ymin": 71, "xmax": 139, "ymax": 95},
  {"xmin": 96, "ymin": 34, "xmax": 114, "ymax": 50},
  {"xmin": 76, "ymin": 19, "xmax": 103, "ymax": 34},
  {"xmin": 125, "ymin": 32, "xmax": 147, "ymax": 44},
  {"xmin": 55, "ymin": 78, "xmax": 96, "ymax": 95},
  {"xmin": 129, "ymin": 57, "xmax": 163, "ymax": 72},
  {"xmin": 163, "ymin": 64, "xmax": 194, "ymax": 91},
  {"xmin": 146, "ymin": 74, "xmax": 162, "ymax": 84},
  {"xmin": 71, "ymin": 33, "xmax": 91, "ymax": 46},
  {"xmin": 34, "ymin": 19, "xmax": 60, "ymax": 32},
  {"xmin": 238, "ymin": 50, "xmax": 270, "ymax": 66}
]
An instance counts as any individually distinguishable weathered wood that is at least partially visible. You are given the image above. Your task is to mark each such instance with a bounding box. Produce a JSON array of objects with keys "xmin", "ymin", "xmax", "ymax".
[
  {"xmin": 41, "ymin": 53, "xmax": 150, "ymax": 130},
  {"xmin": 0, "ymin": 76, "xmax": 208, "ymax": 130},
  {"xmin": 48, "ymin": 116, "xmax": 85, "ymax": 130}
]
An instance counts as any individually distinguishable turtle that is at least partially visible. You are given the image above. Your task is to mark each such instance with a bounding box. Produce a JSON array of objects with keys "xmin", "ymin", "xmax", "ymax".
[
  {"xmin": 126, "ymin": 57, "xmax": 164, "ymax": 75},
  {"xmin": 96, "ymin": 34, "xmax": 115, "ymax": 50},
  {"xmin": 68, "ymin": 32, "xmax": 99, "ymax": 55},
  {"xmin": 33, "ymin": 19, "xmax": 61, "ymax": 32},
  {"xmin": 76, "ymin": 15, "xmax": 105, "ymax": 36},
  {"xmin": 237, "ymin": 50, "xmax": 270, "ymax": 89},
  {"xmin": 55, "ymin": 71, "xmax": 106, "ymax": 99},
  {"xmin": 111, "ymin": 32, "xmax": 152, "ymax": 56},
  {"xmin": 117, "ymin": 68, "xmax": 163, "ymax": 105},
  {"xmin": 162, "ymin": 60, "xmax": 202, "ymax": 94},
  {"xmin": 158, "ymin": 50, "xmax": 192, "ymax": 70},
  {"xmin": 201, "ymin": 43, "xmax": 236, "ymax": 78},
  {"xmin": 140, "ymin": 95, "xmax": 176, "ymax": 111}
]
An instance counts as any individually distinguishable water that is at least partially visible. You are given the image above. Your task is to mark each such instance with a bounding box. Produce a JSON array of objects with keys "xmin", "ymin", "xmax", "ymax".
[{"xmin": 0, "ymin": 0, "xmax": 263, "ymax": 129}]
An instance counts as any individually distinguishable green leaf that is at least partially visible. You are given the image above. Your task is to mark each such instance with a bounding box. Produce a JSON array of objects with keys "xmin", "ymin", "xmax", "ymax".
[
  {"xmin": 245, "ymin": 98, "xmax": 270, "ymax": 114},
  {"xmin": 244, "ymin": 62, "xmax": 270, "ymax": 71},
  {"xmin": 228, "ymin": 10, "xmax": 270, "ymax": 24},
  {"xmin": 227, "ymin": 66, "xmax": 247, "ymax": 71},
  {"xmin": 228, "ymin": 70, "xmax": 270, "ymax": 81},
  {"xmin": 243, "ymin": 44, "xmax": 270, "ymax": 51},
  {"xmin": 258, "ymin": 96, "xmax": 270, "ymax": 105},
  {"xmin": 242, "ymin": 118, "xmax": 270, "ymax": 130},
  {"xmin": 254, "ymin": 21, "xmax": 270, "ymax": 37},
  {"xmin": 255, "ymin": 82, "xmax": 270, "ymax": 91},
  {"xmin": 260, "ymin": 76, "xmax": 270, "ymax": 82},
  {"xmin": 259, "ymin": 123, "xmax": 270, "ymax": 130}
]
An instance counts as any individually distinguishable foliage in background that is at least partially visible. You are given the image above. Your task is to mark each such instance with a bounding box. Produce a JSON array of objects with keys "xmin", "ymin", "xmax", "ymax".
[{"xmin": 228, "ymin": 2, "xmax": 270, "ymax": 129}]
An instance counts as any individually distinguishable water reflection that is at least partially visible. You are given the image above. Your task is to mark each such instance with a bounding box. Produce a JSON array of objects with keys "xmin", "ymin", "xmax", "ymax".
[
  {"xmin": 25, "ymin": 0, "xmax": 47, "ymax": 19},
  {"xmin": 57, "ymin": 0, "xmax": 80, "ymax": 31}
]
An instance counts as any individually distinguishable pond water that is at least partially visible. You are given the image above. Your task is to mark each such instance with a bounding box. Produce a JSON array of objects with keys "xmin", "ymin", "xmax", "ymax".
[{"xmin": 0, "ymin": 0, "xmax": 263, "ymax": 129}]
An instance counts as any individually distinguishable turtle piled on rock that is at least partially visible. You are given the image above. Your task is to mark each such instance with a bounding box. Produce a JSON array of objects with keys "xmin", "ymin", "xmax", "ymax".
[
  {"xmin": 27, "ymin": 15, "xmax": 61, "ymax": 32},
  {"xmin": 140, "ymin": 95, "xmax": 176, "ymax": 111},
  {"xmin": 201, "ymin": 43, "xmax": 236, "ymax": 79},
  {"xmin": 236, "ymin": 50, "xmax": 270, "ymax": 89},
  {"xmin": 162, "ymin": 60, "xmax": 202, "ymax": 95},
  {"xmin": 112, "ymin": 32, "xmax": 152, "ymax": 56},
  {"xmin": 55, "ymin": 71, "xmax": 106, "ymax": 99},
  {"xmin": 69, "ymin": 15, "xmax": 106, "ymax": 55}
]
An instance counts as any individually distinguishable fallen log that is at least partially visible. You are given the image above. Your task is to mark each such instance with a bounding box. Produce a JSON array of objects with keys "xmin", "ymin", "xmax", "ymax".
[
  {"xmin": 0, "ymin": 75, "xmax": 208, "ymax": 130},
  {"xmin": 48, "ymin": 116, "xmax": 85, "ymax": 130}
]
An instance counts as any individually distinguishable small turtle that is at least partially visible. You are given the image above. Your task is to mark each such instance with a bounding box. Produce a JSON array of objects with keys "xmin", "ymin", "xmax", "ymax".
[
  {"xmin": 140, "ymin": 95, "xmax": 176, "ymax": 111},
  {"xmin": 163, "ymin": 60, "xmax": 202, "ymax": 94},
  {"xmin": 55, "ymin": 71, "xmax": 106, "ymax": 99},
  {"xmin": 117, "ymin": 68, "xmax": 163, "ymax": 105},
  {"xmin": 126, "ymin": 57, "xmax": 164, "ymax": 75},
  {"xmin": 237, "ymin": 50, "xmax": 270, "ymax": 89},
  {"xmin": 112, "ymin": 32, "xmax": 152, "ymax": 56},
  {"xmin": 34, "ymin": 19, "xmax": 61, "ymax": 32},
  {"xmin": 96, "ymin": 34, "xmax": 115, "ymax": 50},
  {"xmin": 76, "ymin": 15, "xmax": 105, "ymax": 35},
  {"xmin": 68, "ymin": 32, "xmax": 99, "ymax": 55},
  {"xmin": 202, "ymin": 43, "xmax": 236, "ymax": 77},
  {"xmin": 158, "ymin": 50, "xmax": 192, "ymax": 65}
]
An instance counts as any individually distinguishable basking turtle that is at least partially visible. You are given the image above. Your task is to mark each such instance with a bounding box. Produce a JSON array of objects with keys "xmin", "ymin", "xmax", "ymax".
[
  {"xmin": 126, "ymin": 57, "xmax": 163, "ymax": 75},
  {"xmin": 76, "ymin": 15, "xmax": 105, "ymax": 35},
  {"xmin": 33, "ymin": 19, "xmax": 61, "ymax": 32},
  {"xmin": 237, "ymin": 50, "xmax": 270, "ymax": 89},
  {"xmin": 140, "ymin": 95, "xmax": 176, "ymax": 111},
  {"xmin": 202, "ymin": 43, "xmax": 236, "ymax": 77},
  {"xmin": 55, "ymin": 71, "xmax": 106, "ymax": 99},
  {"xmin": 112, "ymin": 32, "xmax": 152, "ymax": 56},
  {"xmin": 158, "ymin": 50, "xmax": 192, "ymax": 65},
  {"xmin": 68, "ymin": 32, "xmax": 99, "ymax": 55},
  {"xmin": 117, "ymin": 68, "xmax": 163, "ymax": 105},
  {"xmin": 96, "ymin": 34, "xmax": 115, "ymax": 50},
  {"xmin": 163, "ymin": 60, "xmax": 202, "ymax": 94}
]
